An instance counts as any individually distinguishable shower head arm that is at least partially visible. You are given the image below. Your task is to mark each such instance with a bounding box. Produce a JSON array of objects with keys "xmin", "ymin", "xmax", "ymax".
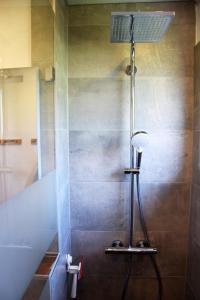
[
  {"xmin": 130, "ymin": 15, "xmax": 134, "ymax": 44},
  {"xmin": 130, "ymin": 42, "xmax": 135, "ymax": 140}
]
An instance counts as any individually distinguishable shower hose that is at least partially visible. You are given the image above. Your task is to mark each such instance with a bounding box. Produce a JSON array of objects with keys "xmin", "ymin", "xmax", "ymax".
[{"xmin": 121, "ymin": 173, "xmax": 163, "ymax": 300}]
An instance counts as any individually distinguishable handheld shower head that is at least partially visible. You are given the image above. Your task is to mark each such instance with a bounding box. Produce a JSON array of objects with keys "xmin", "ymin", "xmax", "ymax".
[
  {"xmin": 131, "ymin": 131, "xmax": 148, "ymax": 169},
  {"xmin": 131, "ymin": 131, "xmax": 148, "ymax": 150}
]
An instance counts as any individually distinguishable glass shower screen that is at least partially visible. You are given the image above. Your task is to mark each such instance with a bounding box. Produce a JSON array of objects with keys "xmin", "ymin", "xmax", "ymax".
[{"xmin": 0, "ymin": 67, "xmax": 39, "ymax": 202}]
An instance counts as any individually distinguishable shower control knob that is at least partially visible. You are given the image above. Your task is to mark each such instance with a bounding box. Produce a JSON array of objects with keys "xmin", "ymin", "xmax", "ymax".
[
  {"xmin": 112, "ymin": 240, "xmax": 124, "ymax": 248},
  {"xmin": 136, "ymin": 240, "xmax": 150, "ymax": 248}
]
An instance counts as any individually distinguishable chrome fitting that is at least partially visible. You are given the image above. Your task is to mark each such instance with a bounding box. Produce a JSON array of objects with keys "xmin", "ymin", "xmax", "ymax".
[
  {"xmin": 105, "ymin": 247, "xmax": 157, "ymax": 255},
  {"xmin": 123, "ymin": 168, "xmax": 140, "ymax": 175}
]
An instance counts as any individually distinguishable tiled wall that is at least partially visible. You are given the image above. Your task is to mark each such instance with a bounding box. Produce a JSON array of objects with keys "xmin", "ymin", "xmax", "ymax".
[
  {"xmin": 68, "ymin": 2, "xmax": 194, "ymax": 300},
  {"xmin": 185, "ymin": 42, "xmax": 200, "ymax": 300}
]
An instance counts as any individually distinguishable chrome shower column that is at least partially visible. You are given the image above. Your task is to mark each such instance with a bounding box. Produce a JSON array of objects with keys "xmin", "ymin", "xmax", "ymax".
[{"xmin": 129, "ymin": 41, "xmax": 135, "ymax": 248}]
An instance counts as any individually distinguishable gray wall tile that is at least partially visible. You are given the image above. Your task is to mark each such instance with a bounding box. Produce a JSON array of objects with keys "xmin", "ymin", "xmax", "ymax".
[
  {"xmin": 69, "ymin": 25, "xmax": 130, "ymax": 79},
  {"xmin": 135, "ymin": 131, "xmax": 192, "ymax": 183},
  {"xmin": 69, "ymin": 78, "xmax": 130, "ymax": 131},
  {"xmin": 71, "ymin": 181, "xmax": 129, "ymax": 230},
  {"xmin": 135, "ymin": 77, "xmax": 193, "ymax": 131},
  {"xmin": 69, "ymin": 131, "xmax": 129, "ymax": 182},
  {"xmin": 134, "ymin": 183, "xmax": 190, "ymax": 232},
  {"xmin": 70, "ymin": 130, "xmax": 192, "ymax": 183}
]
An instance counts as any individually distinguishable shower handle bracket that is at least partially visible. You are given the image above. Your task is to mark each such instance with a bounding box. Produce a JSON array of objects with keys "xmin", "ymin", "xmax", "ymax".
[{"xmin": 123, "ymin": 168, "xmax": 140, "ymax": 174}]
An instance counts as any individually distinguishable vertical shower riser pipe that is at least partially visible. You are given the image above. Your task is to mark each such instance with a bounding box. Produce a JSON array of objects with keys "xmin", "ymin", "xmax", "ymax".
[{"xmin": 129, "ymin": 42, "xmax": 136, "ymax": 248}]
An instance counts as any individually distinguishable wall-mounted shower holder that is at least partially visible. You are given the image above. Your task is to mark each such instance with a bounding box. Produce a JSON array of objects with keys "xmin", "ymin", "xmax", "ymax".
[
  {"xmin": 67, "ymin": 255, "xmax": 82, "ymax": 299},
  {"xmin": 125, "ymin": 65, "xmax": 137, "ymax": 76},
  {"xmin": 123, "ymin": 168, "xmax": 140, "ymax": 175}
]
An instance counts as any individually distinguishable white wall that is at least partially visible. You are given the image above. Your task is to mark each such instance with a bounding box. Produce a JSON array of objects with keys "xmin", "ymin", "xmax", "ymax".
[{"xmin": 0, "ymin": 0, "xmax": 31, "ymax": 69}]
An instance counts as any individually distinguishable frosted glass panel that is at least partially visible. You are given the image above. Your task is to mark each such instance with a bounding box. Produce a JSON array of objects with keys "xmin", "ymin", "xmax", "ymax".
[
  {"xmin": 0, "ymin": 67, "xmax": 39, "ymax": 202},
  {"xmin": 0, "ymin": 171, "xmax": 57, "ymax": 300}
]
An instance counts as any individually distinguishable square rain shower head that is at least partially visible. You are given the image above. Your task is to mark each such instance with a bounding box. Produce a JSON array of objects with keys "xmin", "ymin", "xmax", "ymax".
[{"xmin": 111, "ymin": 11, "xmax": 175, "ymax": 43}]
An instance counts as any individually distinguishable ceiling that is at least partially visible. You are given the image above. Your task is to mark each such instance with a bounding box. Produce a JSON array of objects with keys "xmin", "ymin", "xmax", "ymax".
[{"xmin": 67, "ymin": 0, "xmax": 193, "ymax": 6}]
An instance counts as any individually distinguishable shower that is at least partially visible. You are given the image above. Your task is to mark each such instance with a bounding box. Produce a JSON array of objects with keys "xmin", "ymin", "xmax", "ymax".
[{"xmin": 105, "ymin": 11, "xmax": 175, "ymax": 300}]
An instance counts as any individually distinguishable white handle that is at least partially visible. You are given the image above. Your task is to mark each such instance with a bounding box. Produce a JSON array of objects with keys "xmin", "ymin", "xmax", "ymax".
[{"xmin": 71, "ymin": 273, "xmax": 78, "ymax": 299}]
